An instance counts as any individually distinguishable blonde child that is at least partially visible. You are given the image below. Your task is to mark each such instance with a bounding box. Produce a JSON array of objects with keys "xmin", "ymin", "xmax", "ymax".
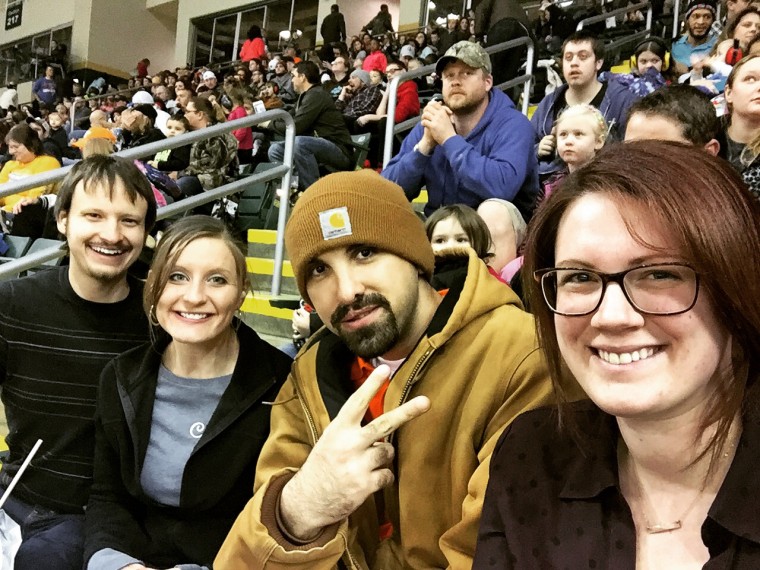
[{"xmin": 542, "ymin": 105, "xmax": 607, "ymax": 201}]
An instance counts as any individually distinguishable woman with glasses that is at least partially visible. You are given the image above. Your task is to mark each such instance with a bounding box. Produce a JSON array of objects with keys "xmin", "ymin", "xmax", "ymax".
[{"xmin": 473, "ymin": 141, "xmax": 760, "ymax": 568}]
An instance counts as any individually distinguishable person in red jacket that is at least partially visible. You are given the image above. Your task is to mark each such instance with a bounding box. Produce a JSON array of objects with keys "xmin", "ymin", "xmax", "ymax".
[
  {"xmin": 239, "ymin": 24, "xmax": 266, "ymax": 62},
  {"xmin": 362, "ymin": 38, "xmax": 388, "ymax": 73},
  {"xmin": 356, "ymin": 61, "xmax": 421, "ymax": 167}
]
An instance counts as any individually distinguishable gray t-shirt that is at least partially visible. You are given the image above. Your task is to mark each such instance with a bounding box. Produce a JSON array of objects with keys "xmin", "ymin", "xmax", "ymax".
[
  {"xmin": 88, "ymin": 366, "xmax": 231, "ymax": 570},
  {"xmin": 140, "ymin": 365, "xmax": 232, "ymax": 506}
]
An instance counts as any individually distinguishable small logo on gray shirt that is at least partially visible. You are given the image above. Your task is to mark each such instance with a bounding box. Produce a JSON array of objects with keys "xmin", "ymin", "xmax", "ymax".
[{"xmin": 189, "ymin": 422, "xmax": 205, "ymax": 439}]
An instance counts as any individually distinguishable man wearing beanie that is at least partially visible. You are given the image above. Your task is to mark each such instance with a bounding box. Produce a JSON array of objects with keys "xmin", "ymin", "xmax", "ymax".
[
  {"xmin": 671, "ymin": 0, "xmax": 718, "ymax": 73},
  {"xmin": 336, "ymin": 68, "xmax": 383, "ymax": 131},
  {"xmin": 216, "ymin": 170, "xmax": 557, "ymax": 569}
]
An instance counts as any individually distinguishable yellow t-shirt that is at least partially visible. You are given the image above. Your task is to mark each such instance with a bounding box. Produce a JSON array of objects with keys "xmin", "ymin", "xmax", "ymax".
[{"xmin": 0, "ymin": 155, "xmax": 61, "ymax": 210}]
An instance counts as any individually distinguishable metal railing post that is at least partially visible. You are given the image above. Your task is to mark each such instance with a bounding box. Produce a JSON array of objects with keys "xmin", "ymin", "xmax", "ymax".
[
  {"xmin": 576, "ymin": 1, "xmax": 651, "ymax": 30},
  {"xmin": 271, "ymin": 119, "xmax": 296, "ymax": 296},
  {"xmin": 673, "ymin": 0, "xmax": 682, "ymax": 39},
  {"xmin": 382, "ymin": 73, "xmax": 403, "ymax": 168}
]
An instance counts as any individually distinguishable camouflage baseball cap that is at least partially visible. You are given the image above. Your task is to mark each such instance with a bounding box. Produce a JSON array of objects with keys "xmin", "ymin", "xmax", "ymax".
[{"xmin": 435, "ymin": 41, "xmax": 492, "ymax": 76}]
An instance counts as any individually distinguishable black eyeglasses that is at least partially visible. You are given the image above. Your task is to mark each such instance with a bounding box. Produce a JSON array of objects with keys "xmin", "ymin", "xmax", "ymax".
[{"xmin": 534, "ymin": 263, "xmax": 700, "ymax": 317}]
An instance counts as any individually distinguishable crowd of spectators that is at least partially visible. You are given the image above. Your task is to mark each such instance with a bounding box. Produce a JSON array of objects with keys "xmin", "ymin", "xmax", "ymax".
[{"xmin": 2, "ymin": 0, "xmax": 760, "ymax": 569}]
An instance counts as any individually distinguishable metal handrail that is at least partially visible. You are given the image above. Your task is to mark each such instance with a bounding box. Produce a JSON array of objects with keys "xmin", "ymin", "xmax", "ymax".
[
  {"xmin": 0, "ymin": 109, "xmax": 296, "ymax": 295},
  {"xmin": 576, "ymin": 1, "xmax": 652, "ymax": 31},
  {"xmin": 382, "ymin": 36, "xmax": 535, "ymax": 167},
  {"xmin": 672, "ymin": 0, "xmax": 683, "ymax": 39},
  {"xmin": 486, "ymin": 37, "xmax": 535, "ymax": 113}
]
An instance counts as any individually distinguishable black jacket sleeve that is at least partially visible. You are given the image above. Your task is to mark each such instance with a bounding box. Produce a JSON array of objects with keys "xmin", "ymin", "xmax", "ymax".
[
  {"xmin": 271, "ymin": 88, "xmax": 327, "ymax": 135},
  {"xmin": 156, "ymin": 144, "xmax": 191, "ymax": 171},
  {"xmin": 83, "ymin": 362, "xmax": 151, "ymax": 566}
]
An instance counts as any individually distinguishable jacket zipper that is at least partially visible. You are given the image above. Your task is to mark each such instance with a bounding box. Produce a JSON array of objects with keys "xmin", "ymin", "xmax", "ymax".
[
  {"xmin": 390, "ymin": 348, "xmax": 433, "ymax": 446},
  {"xmin": 291, "ymin": 374, "xmax": 319, "ymax": 446},
  {"xmin": 291, "ymin": 376, "xmax": 362, "ymax": 569}
]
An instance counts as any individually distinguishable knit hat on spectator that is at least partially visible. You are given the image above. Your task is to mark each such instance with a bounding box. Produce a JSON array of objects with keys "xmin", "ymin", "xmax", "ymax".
[
  {"xmin": 399, "ymin": 44, "xmax": 416, "ymax": 59},
  {"xmin": 350, "ymin": 69, "xmax": 372, "ymax": 86},
  {"xmin": 131, "ymin": 103, "xmax": 157, "ymax": 123},
  {"xmin": 71, "ymin": 126, "xmax": 117, "ymax": 149},
  {"xmin": 685, "ymin": 0, "xmax": 717, "ymax": 19},
  {"xmin": 202, "ymin": 70, "xmax": 216, "ymax": 80},
  {"xmin": 132, "ymin": 90, "xmax": 154, "ymax": 105},
  {"xmin": 435, "ymin": 41, "xmax": 492, "ymax": 75},
  {"xmin": 285, "ymin": 170, "xmax": 435, "ymax": 303}
]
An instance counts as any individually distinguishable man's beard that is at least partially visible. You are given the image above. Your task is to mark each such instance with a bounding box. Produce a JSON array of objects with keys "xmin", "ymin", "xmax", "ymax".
[
  {"xmin": 444, "ymin": 92, "xmax": 487, "ymax": 116},
  {"xmin": 330, "ymin": 293, "xmax": 400, "ymax": 359},
  {"xmin": 689, "ymin": 23, "xmax": 710, "ymax": 41}
]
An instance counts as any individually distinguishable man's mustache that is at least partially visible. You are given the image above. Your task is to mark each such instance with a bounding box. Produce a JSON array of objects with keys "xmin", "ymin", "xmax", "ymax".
[{"xmin": 330, "ymin": 293, "xmax": 392, "ymax": 328}]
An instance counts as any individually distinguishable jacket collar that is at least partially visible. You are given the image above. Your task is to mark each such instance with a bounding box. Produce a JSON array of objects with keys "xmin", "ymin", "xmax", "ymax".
[
  {"xmin": 708, "ymin": 406, "xmax": 760, "ymax": 544},
  {"xmin": 558, "ymin": 402, "xmax": 620, "ymax": 500},
  {"xmin": 557, "ymin": 401, "xmax": 760, "ymax": 546},
  {"xmin": 467, "ymin": 88, "xmax": 513, "ymax": 141},
  {"xmin": 115, "ymin": 321, "xmax": 281, "ymax": 462}
]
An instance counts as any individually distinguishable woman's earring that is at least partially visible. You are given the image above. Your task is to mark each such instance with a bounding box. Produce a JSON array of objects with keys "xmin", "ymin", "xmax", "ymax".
[{"xmin": 149, "ymin": 304, "xmax": 160, "ymax": 327}]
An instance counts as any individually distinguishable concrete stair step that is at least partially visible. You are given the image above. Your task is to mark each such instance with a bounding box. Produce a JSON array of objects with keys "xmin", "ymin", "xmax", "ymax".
[
  {"xmin": 246, "ymin": 257, "xmax": 298, "ymax": 296},
  {"xmin": 240, "ymin": 292, "xmax": 300, "ymax": 338},
  {"xmin": 247, "ymin": 229, "xmax": 281, "ymax": 258},
  {"xmin": 242, "ymin": 228, "xmax": 298, "ymax": 337}
]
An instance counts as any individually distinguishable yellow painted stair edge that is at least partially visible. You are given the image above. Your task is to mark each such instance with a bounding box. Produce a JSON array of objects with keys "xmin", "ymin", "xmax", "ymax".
[
  {"xmin": 247, "ymin": 257, "xmax": 294, "ymax": 278},
  {"xmin": 247, "ymin": 229, "xmax": 278, "ymax": 244},
  {"xmin": 240, "ymin": 292, "xmax": 297, "ymax": 319}
]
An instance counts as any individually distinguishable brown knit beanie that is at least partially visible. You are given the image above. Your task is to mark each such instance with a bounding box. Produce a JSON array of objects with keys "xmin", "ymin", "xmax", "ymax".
[{"xmin": 285, "ymin": 169, "xmax": 435, "ymax": 303}]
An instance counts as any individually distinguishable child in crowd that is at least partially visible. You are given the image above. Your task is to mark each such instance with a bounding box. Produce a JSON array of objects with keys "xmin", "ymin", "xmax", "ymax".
[
  {"xmin": 226, "ymin": 86, "xmax": 254, "ymax": 164},
  {"xmin": 147, "ymin": 114, "xmax": 191, "ymax": 173},
  {"xmin": 46, "ymin": 111, "xmax": 75, "ymax": 159},
  {"xmin": 541, "ymin": 105, "xmax": 607, "ymax": 201},
  {"xmin": 258, "ymin": 81, "xmax": 283, "ymax": 110},
  {"xmin": 424, "ymin": 204, "xmax": 508, "ymax": 284},
  {"xmin": 599, "ymin": 38, "xmax": 673, "ymax": 97}
]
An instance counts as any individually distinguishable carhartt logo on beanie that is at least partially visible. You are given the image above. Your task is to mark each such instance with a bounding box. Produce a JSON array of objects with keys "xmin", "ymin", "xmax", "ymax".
[{"xmin": 285, "ymin": 170, "xmax": 435, "ymax": 304}]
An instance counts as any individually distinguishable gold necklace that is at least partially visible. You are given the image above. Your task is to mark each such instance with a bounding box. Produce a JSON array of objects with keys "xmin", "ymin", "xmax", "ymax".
[
  {"xmin": 627, "ymin": 456, "xmax": 704, "ymax": 534},
  {"xmin": 624, "ymin": 432, "xmax": 739, "ymax": 535}
]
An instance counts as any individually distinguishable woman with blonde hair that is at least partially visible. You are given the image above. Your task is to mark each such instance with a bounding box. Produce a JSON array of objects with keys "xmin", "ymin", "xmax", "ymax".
[{"xmin": 84, "ymin": 215, "xmax": 291, "ymax": 570}]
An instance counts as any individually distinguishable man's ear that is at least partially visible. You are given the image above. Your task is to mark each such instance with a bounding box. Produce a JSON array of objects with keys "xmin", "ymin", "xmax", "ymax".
[
  {"xmin": 56, "ymin": 210, "xmax": 68, "ymax": 236},
  {"xmin": 704, "ymin": 138, "xmax": 720, "ymax": 156},
  {"xmin": 595, "ymin": 58, "xmax": 604, "ymax": 72}
]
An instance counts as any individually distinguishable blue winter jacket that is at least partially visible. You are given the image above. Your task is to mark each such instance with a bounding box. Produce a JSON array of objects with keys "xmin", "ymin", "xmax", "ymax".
[
  {"xmin": 530, "ymin": 78, "xmax": 640, "ymax": 176},
  {"xmin": 382, "ymin": 88, "xmax": 539, "ymax": 221}
]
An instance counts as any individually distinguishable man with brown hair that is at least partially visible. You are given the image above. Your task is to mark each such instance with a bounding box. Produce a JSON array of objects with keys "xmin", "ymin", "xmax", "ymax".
[{"xmin": 0, "ymin": 156, "xmax": 156, "ymax": 570}]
